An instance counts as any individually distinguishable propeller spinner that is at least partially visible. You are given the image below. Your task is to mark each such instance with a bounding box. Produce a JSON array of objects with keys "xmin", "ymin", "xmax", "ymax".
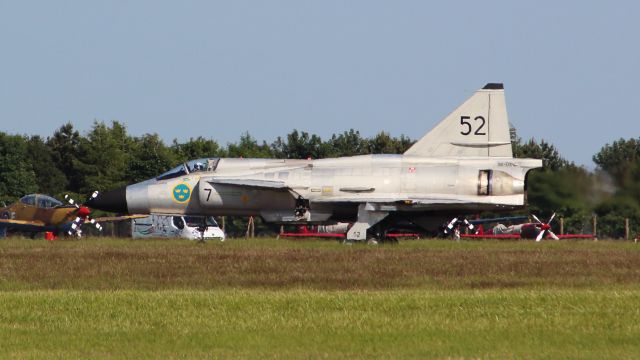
[{"xmin": 532, "ymin": 213, "xmax": 559, "ymax": 242}]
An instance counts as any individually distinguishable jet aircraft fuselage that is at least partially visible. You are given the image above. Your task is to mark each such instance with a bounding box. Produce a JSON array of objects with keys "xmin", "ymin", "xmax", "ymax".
[{"xmin": 88, "ymin": 83, "xmax": 543, "ymax": 240}]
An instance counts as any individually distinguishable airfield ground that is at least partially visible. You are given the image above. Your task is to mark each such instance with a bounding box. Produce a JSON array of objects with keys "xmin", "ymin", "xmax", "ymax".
[{"xmin": 1, "ymin": 238, "xmax": 640, "ymax": 358}]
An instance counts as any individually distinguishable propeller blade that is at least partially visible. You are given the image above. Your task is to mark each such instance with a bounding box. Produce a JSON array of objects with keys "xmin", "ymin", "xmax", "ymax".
[
  {"xmin": 444, "ymin": 218, "xmax": 458, "ymax": 234},
  {"xmin": 65, "ymin": 191, "xmax": 102, "ymax": 236},
  {"xmin": 548, "ymin": 231, "xmax": 560, "ymax": 240},
  {"xmin": 463, "ymin": 219, "xmax": 474, "ymax": 230},
  {"xmin": 88, "ymin": 218, "xmax": 103, "ymax": 231},
  {"xmin": 531, "ymin": 214, "xmax": 542, "ymax": 224},
  {"xmin": 548, "ymin": 213, "xmax": 556, "ymax": 224},
  {"xmin": 68, "ymin": 217, "xmax": 81, "ymax": 235},
  {"xmin": 536, "ymin": 229, "xmax": 546, "ymax": 242},
  {"xmin": 64, "ymin": 194, "xmax": 80, "ymax": 208}
]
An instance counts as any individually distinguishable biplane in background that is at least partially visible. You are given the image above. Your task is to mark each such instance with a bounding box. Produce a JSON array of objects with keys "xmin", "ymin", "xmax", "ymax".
[{"xmin": 0, "ymin": 193, "xmax": 139, "ymax": 239}]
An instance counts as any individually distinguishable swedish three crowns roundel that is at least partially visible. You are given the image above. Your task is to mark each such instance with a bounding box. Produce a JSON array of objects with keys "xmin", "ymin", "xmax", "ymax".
[{"xmin": 172, "ymin": 183, "xmax": 192, "ymax": 203}]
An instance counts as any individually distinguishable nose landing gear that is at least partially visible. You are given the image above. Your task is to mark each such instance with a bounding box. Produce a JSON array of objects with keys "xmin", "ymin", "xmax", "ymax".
[{"xmin": 294, "ymin": 196, "xmax": 310, "ymax": 220}]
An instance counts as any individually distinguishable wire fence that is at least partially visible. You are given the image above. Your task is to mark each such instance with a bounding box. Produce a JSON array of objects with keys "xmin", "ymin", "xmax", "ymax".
[{"xmin": 557, "ymin": 215, "xmax": 638, "ymax": 240}]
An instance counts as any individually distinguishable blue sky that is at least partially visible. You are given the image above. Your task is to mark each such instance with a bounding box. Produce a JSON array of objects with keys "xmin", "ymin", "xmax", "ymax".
[{"xmin": 1, "ymin": 1, "xmax": 638, "ymax": 167}]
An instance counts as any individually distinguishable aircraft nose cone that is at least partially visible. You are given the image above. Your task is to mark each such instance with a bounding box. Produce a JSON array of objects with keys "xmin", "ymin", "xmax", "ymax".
[{"xmin": 86, "ymin": 187, "xmax": 128, "ymax": 213}]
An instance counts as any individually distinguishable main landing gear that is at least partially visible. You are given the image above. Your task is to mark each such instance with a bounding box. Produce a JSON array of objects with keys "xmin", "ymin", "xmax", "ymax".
[{"xmin": 343, "ymin": 203, "xmax": 399, "ymax": 245}]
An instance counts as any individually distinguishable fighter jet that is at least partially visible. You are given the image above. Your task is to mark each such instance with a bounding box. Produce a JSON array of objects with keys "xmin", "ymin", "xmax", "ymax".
[{"xmin": 88, "ymin": 83, "xmax": 542, "ymax": 241}]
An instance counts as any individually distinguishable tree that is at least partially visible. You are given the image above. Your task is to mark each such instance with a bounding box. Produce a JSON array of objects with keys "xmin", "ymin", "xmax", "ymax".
[
  {"xmin": 75, "ymin": 121, "xmax": 132, "ymax": 195},
  {"xmin": 127, "ymin": 134, "xmax": 176, "ymax": 183},
  {"xmin": 226, "ymin": 132, "xmax": 273, "ymax": 158},
  {"xmin": 0, "ymin": 133, "xmax": 38, "ymax": 203},
  {"xmin": 513, "ymin": 138, "xmax": 570, "ymax": 171},
  {"xmin": 47, "ymin": 122, "xmax": 81, "ymax": 191},
  {"xmin": 26, "ymin": 135, "xmax": 67, "ymax": 196},
  {"xmin": 172, "ymin": 137, "xmax": 223, "ymax": 164},
  {"xmin": 324, "ymin": 129, "xmax": 368, "ymax": 157},
  {"xmin": 593, "ymin": 138, "xmax": 640, "ymax": 189},
  {"xmin": 594, "ymin": 196, "xmax": 640, "ymax": 239},
  {"xmin": 591, "ymin": 138, "xmax": 640, "ymax": 237},
  {"xmin": 367, "ymin": 132, "xmax": 413, "ymax": 154},
  {"xmin": 525, "ymin": 165, "xmax": 594, "ymax": 233},
  {"xmin": 513, "ymin": 138, "xmax": 594, "ymax": 233},
  {"xmin": 271, "ymin": 130, "xmax": 327, "ymax": 159}
]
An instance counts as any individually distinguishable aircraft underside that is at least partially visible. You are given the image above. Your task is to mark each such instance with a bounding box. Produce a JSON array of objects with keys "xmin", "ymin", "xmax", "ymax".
[{"xmin": 257, "ymin": 200, "xmax": 525, "ymax": 240}]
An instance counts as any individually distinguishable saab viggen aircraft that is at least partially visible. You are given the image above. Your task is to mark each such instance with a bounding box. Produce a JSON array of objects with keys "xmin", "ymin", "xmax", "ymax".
[{"xmin": 87, "ymin": 83, "xmax": 542, "ymax": 241}]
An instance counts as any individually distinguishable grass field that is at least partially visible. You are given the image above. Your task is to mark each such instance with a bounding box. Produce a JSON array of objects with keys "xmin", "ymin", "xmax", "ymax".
[{"xmin": 1, "ymin": 238, "xmax": 640, "ymax": 358}]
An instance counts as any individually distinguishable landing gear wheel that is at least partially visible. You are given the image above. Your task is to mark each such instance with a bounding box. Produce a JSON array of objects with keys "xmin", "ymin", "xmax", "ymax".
[
  {"xmin": 366, "ymin": 225, "xmax": 386, "ymax": 245},
  {"xmin": 342, "ymin": 239, "xmax": 354, "ymax": 246}
]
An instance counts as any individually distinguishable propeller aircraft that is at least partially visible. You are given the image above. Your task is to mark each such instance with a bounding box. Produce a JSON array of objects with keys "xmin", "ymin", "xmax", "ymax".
[
  {"xmin": 87, "ymin": 83, "xmax": 543, "ymax": 242},
  {"xmin": 460, "ymin": 213, "xmax": 594, "ymax": 240},
  {"xmin": 0, "ymin": 193, "xmax": 136, "ymax": 239}
]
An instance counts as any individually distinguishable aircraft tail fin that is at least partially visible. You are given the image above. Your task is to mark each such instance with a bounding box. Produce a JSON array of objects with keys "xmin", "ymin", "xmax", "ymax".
[{"xmin": 404, "ymin": 83, "xmax": 513, "ymax": 158}]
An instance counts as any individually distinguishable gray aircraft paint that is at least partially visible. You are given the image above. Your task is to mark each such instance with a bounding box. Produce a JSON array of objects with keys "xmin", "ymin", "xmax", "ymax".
[{"xmin": 89, "ymin": 84, "xmax": 542, "ymax": 241}]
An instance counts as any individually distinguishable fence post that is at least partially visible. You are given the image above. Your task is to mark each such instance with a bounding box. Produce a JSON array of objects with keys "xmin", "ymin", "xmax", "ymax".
[
  {"xmin": 221, "ymin": 216, "xmax": 225, "ymax": 233},
  {"xmin": 245, "ymin": 216, "xmax": 254, "ymax": 239},
  {"xmin": 560, "ymin": 217, "xmax": 564, "ymax": 235},
  {"xmin": 592, "ymin": 215, "xmax": 597, "ymax": 241},
  {"xmin": 625, "ymin": 218, "xmax": 629, "ymax": 240}
]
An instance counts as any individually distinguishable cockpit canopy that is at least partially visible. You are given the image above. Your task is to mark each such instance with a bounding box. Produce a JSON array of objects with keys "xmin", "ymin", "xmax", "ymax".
[
  {"xmin": 20, "ymin": 194, "xmax": 63, "ymax": 208},
  {"xmin": 156, "ymin": 158, "xmax": 220, "ymax": 181}
]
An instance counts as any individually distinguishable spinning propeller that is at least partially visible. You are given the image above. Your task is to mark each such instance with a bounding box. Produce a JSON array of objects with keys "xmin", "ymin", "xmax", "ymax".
[
  {"xmin": 531, "ymin": 213, "xmax": 559, "ymax": 241},
  {"xmin": 64, "ymin": 191, "xmax": 103, "ymax": 237}
]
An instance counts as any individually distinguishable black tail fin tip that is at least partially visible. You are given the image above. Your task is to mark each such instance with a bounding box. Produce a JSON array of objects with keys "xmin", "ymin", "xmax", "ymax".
[{"xmin": 483, "ymin": 83, "xmax": 504, "ymax": 90}]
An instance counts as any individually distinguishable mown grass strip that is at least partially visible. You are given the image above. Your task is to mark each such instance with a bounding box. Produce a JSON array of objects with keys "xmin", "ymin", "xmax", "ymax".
[{"xmin": 1, "ymin": 289, "xmax": 639, "ymax": 359}]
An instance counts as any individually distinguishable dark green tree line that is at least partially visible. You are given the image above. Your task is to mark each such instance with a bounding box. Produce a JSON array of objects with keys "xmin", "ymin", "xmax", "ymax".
[
  {"xmin": 1, "ymin": 122, "xmax": 639, "ymax": 238},
  {"xmin": 592, "ymin": 138, "xmax": 640, "ymax": 237}
]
